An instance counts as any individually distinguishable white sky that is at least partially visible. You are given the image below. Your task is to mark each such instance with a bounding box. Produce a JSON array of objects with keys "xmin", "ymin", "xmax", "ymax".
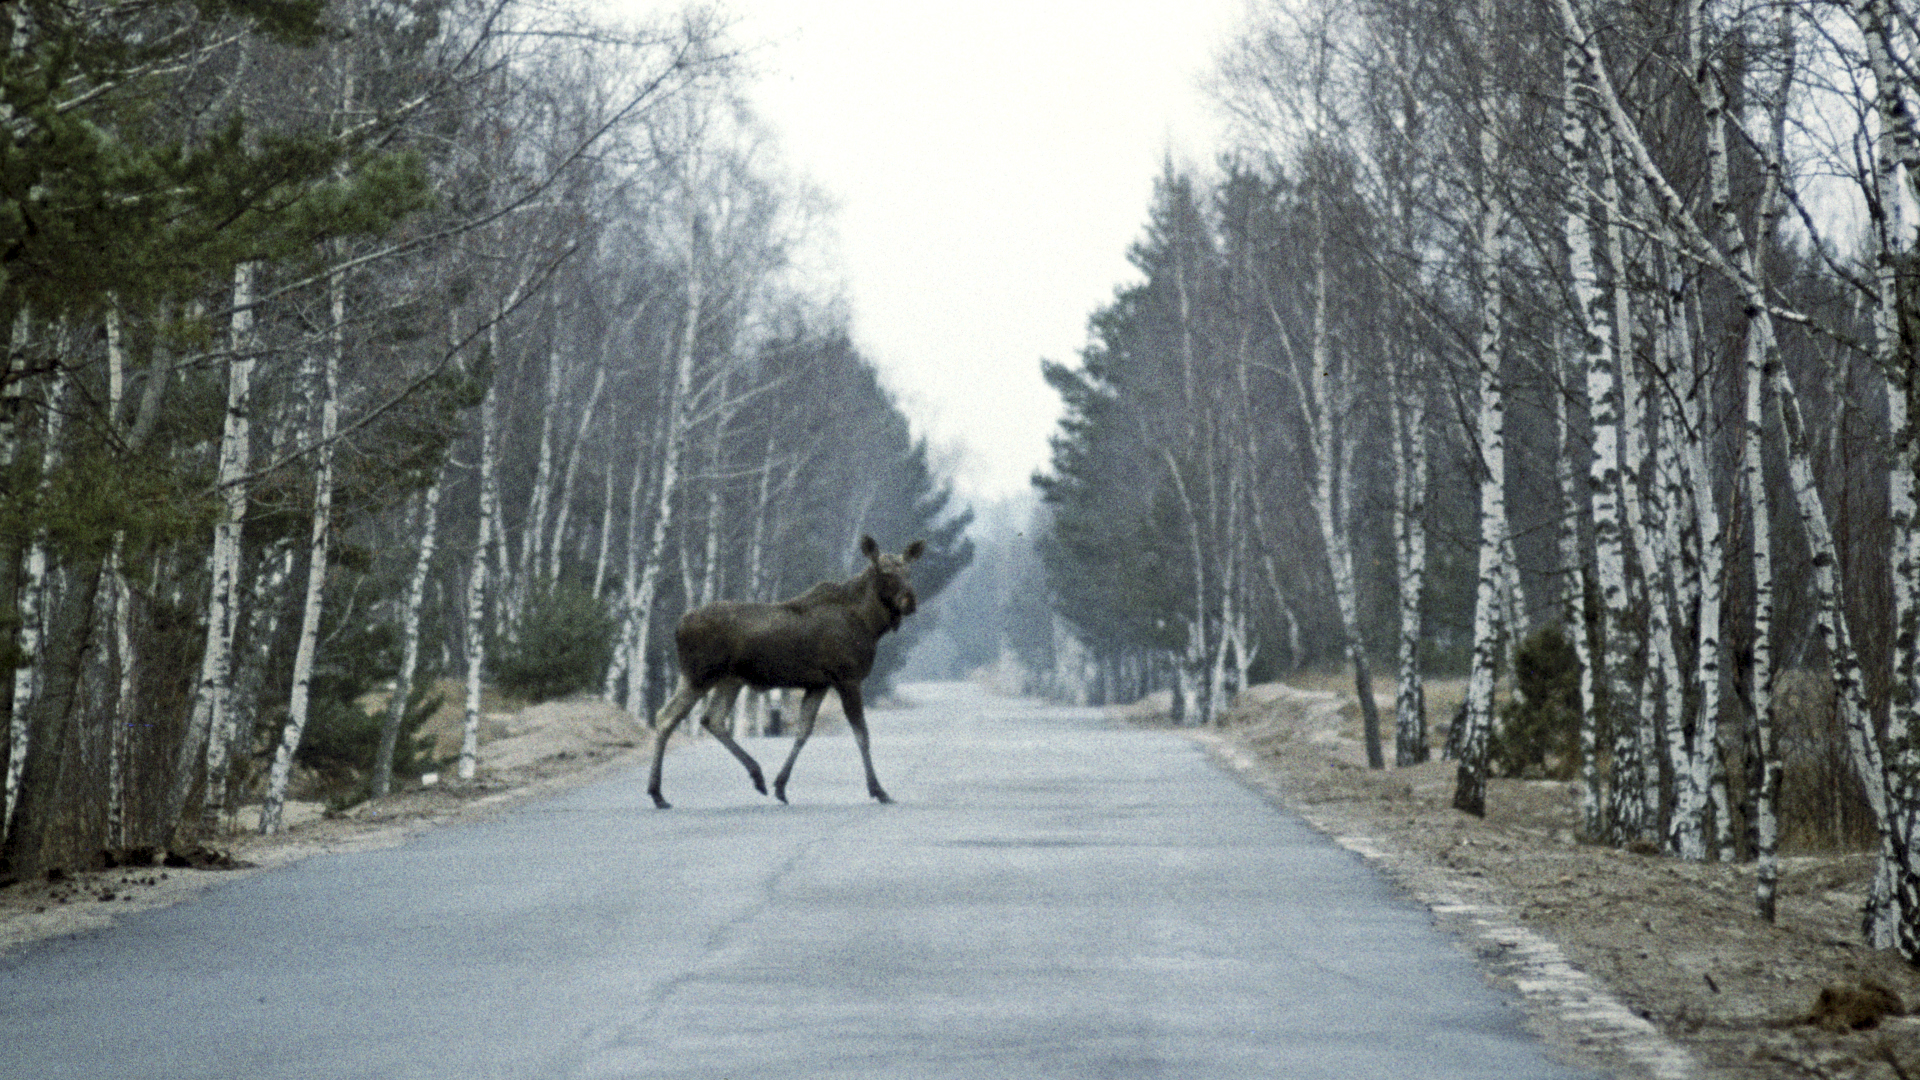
[{"xmin": 620, "ymin": 1, "xmax": 1243, "ymax": 503}]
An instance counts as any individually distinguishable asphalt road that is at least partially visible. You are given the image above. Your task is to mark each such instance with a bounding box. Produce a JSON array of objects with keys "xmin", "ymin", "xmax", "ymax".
[{"xmin": 0, "ymin": 682, "xmax": 1602, "ymax": 1079}]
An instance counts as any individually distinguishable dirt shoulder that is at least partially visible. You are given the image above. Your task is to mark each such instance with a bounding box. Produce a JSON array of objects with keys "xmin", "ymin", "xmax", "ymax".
[
  {"xmin": 0, "ymin": 695, "xmax": 651, "ymax": 958},
  {"xmin": 1176, "ymin": 681, "xmax": 1920, "ymax": 1080}
]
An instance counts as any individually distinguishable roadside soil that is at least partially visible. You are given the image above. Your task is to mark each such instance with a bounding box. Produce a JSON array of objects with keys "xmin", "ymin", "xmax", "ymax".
[
  {"xmin": 1171, "ymin": 678, "xmax": 1920, "ymax": 1080},
  {"xmin": 0, "ymin": 692, "xmax": 653, "ymax": 956}
]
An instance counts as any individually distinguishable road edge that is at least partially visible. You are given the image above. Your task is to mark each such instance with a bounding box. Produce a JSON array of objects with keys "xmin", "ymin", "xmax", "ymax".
[{"xmin": 1191, "ymin": 728, "xmax": 1700, "ymax": 1080}]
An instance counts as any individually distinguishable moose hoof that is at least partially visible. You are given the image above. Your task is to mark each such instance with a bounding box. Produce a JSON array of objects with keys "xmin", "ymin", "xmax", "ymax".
[
  {"xmin": 871, "ymin": 789, "xmax": 893, "ymax": 805},
  {"xmin": 774, "ymin": 785, "xmax": 789, "ymax": 805},
  {"xmin": 650, "ymin": 794, "xmax": 672, "ymax": 810},
  {"xmin": 750, "ymin": 775, "xmax": 768, "ymax": 796}
]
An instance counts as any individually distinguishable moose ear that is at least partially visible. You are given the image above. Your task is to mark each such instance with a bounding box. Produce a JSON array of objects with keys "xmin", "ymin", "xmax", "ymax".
[
  {"xmin": 904, "ymin": 539, "xmax": 926, "ymax": 562},
  {"xmin": 860, "ymin": 534, "xmax": 880, "ymax": 561}
]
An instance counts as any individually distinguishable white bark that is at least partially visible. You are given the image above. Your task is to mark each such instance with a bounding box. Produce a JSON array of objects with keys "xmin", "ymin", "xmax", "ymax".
[
  {"xmin": 602, "ymin": 414, "xmax": 652, "ymax": 702},
  {"xmin": 1772, "ymin": 325, "xmax": 1893, "ymax": 942},
  {"xmin": 173, "ymin": 261, "xmax": 258, "ymax": 837},
  {"xmin": 1745, "ymin": 318, "xmax": 1781, "ymax": 920},
  {"xmin": 1167, "ymin": 239, "xmax": 1218, "ymax": 728},
  {"xmin": 1390, "ymin": 355, "xmax": 1430, "ymax": 766},
  {"xmin": 518, "ymin": 296, "xmax": 566, "ymax": 605},
  {"xmin": 5, "ymin": 347, "xmax": 60, "ymax": 838},
  {"xmin": 745, "ymin": 434, "xmax": 779, "ymax": 599},
  {"xmin": 261, "ymin": 269, "xmax": 343, "ymax": 836},
  {"xmin": 592, "ymin": 458, "xmax": 616, "ymax": 602},
  {"xmin": 1454, "ymin": 63, "xmax": 1507, "ymax": 814},
  {"xmin": 545, "ymin": 365, "xmax": 606, "ymax": 585},
  {"xmin": 1556, "ymin": 326, "xmax": 1601, "ymax": 840},
  {"xmin": 1616, "ymin": 251, "xmax": 1665, "ymax": 841},
  {"xmin": 1675, "ymin": 326, "xmax": 1728, "ymax": 864},
  {"xmin": 460, "ymin": 369, "xmax": 500, "ymax": 781},
  {"xmin": 1674, "ymin": 11, "xmax": 1737, "ymax": 862},
  {"xmin": 1593, "ymin": 139, "xmax": 1651, "ymax": 846},
  {"xmin": 1854, "ymin": 0, "xmax": 1920, "ymax": 955},
  {"xmin": 105, "ymin": 546, "xmax": 133, "ymax": 849},
  {"xmin": 618, "ymin": 252, "xmax": 702, "ymax": 715},
  {"xmin": 1558, "ymin": 31, "xmax": 1612, "ymax": 838},
  {"xmin": 1641, "ymin": 327, "xmax": 1698, "ymax": 861},
  {"xmin": 373, "ymin": 477, "xmax": 442, "ymax": 798},
  {"xmin": 103, "ymin": 304, "xmax": 133, "ymax": 848},
  {"xmin": 1280, "ymin": 177, "xmax": 1381, "ymax": 760}
]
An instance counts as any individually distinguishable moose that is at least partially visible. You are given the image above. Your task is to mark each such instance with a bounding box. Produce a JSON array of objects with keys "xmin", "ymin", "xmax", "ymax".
[{"xmin": 645, "ymin": 535, "xmax": 926, "ymax": 809}]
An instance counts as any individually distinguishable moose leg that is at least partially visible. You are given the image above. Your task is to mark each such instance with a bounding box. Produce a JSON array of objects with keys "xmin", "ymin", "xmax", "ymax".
[
  {"xmin": 698, "ymin": 677, "xmax": 767, "ymax": 796},
  {"xmin": 838, "ymin": 682, "xmax": 891, "ymax": 804},
  {"xmin": 771, "ymin": 687, "xmax": 828, "ymax": 804},
  {"xmin": 646, "ymin": 677, "xmax": 705, "ymax": 809}
]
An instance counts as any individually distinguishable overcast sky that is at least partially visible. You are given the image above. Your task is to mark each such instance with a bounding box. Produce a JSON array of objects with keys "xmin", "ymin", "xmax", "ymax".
[{"xmin": 617, "ymin": 1, "xmax": 1243, "ymax": 504}]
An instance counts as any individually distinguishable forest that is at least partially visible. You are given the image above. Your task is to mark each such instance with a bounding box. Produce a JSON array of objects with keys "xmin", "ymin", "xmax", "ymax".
[
  {"xmin": 0, "ymin": 0, "xmax": 971, "ymax": 883},
  {"xmin": 1023, "ymin": 0, "xmax": 1920, "ymax": 960}
]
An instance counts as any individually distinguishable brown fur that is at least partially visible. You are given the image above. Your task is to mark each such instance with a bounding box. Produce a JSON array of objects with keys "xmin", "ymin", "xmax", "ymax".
[{"xmin": 645, "ymin": 535, "xmax": 926, "ymax": 809}]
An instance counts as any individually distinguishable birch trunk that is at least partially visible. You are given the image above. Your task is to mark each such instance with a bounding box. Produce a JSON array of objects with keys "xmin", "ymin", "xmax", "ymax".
[
  {"xmin": 1162, "ymin": 448, "xmax": 1212, "ymax": 728},
  {"xmin": 602, "ymin": 424, "xmax": 649, "ymax": 702},
  {"xmin": 745, "ymin": 435, "xmax": 779, "ymax": 599},
  {"xmin": 0, "ymin": 316, "xmax": 21, "ymax": 837},
  {"xmin": 1746, "ymin": 316, "xmax": 1781, "ymax": 919},
  {"xmin": 1854, "ymin": 0, "xmax": 1920, "ymax": 955},
  {"xmin": 592, "ymin": 459, "xmax": 616, "ymax": 602},
  {"xmin": 1596, "ymin": 145, "xmax": 1650, "ymax": 847},
  {"xmin": 4, "ymin": 353, "xmax": 61, "ymax": 838},
  {"xmin": 518, "ymin": 296, "xmax": 566, "ymax": 604},
  {"xmin": 619, "ymin": 227, "xmax": 704, "ymax": 717},
  {"xmin": 1770, "ymin": 328, "xmax": 1893, "ymax": 942},
  {"xmin": 545, "ymin": 365, "xmax": 606, "ymax": 585},
  {"xmin": 460, "ymin": 368, "xmax": 501, "ymax": 781},
  {"xmin": 1390, "ymin": 356, "xmax": 1430, "ymax": 766},
  {"xmin": 1676, "ymin": 333, "xmax": 1728, "ymax": 864},
  {"xmin": 1638, "ymin": 337, "xmax": 1695, "ymax": 860},
  {"xmin": 1296, "ymin": 181, "xmax": 1381, "ymax": 764},
  {"xmin": 1557, "ymin": 330, "xmax": 1602, "ymax": 840},
  {"xmin": 101, "ymin": 305, "xmax": 135, "ymax": 848},
  {"xmin": 1558, "ymin": 31, "xmax": 1614, "ymax": 837},
  {"xmin": 1669, "ymin": 0, "xmax": 1806, "ymax": 915},
  {"xmin": 1168, "ymin": 244, "xmax": 1217, "ymax": 728},
  {"xmin": 1454, "ymin": 60, "xmax": 1508, "ymax": 813},
  {"xmin": 171, "ymin": 262, "xmax": 258, "ymax": 839},
  {"xmin": 260, "ymin": 271, "xmax": 343, "ymax": 836},
  {"xmin": 373, "ymin": 477, "xmax": 441, "ymax": 798},
  {"xmin": 1616, "ymin": 245, "xmax": 1665, "ymax": 842},
  {"xmin": 105, "ymin": 546, "xmax": 133, "ymax": 849}
]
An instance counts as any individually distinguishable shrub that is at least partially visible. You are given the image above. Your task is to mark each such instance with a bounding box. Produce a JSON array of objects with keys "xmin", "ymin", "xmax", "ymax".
[
  {"xmin": 490, "ymin": 582, "xmax": 616, "ymax": 702},
  {"xmin": 295, "ymin": 681, "xmax": 444, "ymax": 793},
  {"xmin": 1490, "ymin": 625, "xmax": 1583, "ymax": 780}
]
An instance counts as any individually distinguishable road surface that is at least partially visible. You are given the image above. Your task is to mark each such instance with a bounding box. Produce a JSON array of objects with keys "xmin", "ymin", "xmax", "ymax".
[{"xmin": 0, "ymin": 682, "xmax": 1601, "ymax": 1079}]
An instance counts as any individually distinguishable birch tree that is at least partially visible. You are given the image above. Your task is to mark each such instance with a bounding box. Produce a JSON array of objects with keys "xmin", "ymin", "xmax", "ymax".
[
  {"xmin": 259, "ymin": 265, "xmax": 345, "ymax": 836},
  {"xmin": 1449, "ymin": 0, "xmax": 1514, "ymax": 817},
  {"xmin": 171, "ymin": 261, "xmax": 261, "ymax": 840},
  {"xmin": 373, "ymin": 477, "xmax": 441, "ymax": 799}
]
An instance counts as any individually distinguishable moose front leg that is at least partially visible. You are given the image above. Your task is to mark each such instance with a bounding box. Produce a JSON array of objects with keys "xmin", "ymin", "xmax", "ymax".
[
  {"xmin": 837, "ymin": 682, "xmax": 891, "ymax": 804},
  {"xmin": 646, "ymin": 677, "xmax": 705, "ymax": 809},
  {"xmin": 698, "ymin": 677, "xmax": 767, "ymax": 797},
  {"xmin": 772, "ymin": 687, "xmax": 828, "ymax": 804}
]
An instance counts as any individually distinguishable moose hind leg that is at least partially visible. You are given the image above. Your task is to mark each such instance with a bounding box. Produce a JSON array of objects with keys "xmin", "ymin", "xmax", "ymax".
[
  {"xmin": 772, "ymin": 688, "xmax": 828, "ymax": 804},
  {"xmin": 838, "ymin": 683, "xmax": 891, "ymax": 804},
  {"xmin": 647, "ymin": 677, "xmax": 704, "ymax": 809},
  {"xmin": 699, "ymin": 678, "xmax": 766, "ymax": 796}
]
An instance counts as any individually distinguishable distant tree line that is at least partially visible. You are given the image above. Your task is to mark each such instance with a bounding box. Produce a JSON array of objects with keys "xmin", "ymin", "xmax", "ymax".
[
  {"xmin": 0, "ymin": 0, "xmax": 970, "ymax": 881},
  {"xmin": 1033, "ymin": 0, "xmax": 1920, "ymax": 957}
]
